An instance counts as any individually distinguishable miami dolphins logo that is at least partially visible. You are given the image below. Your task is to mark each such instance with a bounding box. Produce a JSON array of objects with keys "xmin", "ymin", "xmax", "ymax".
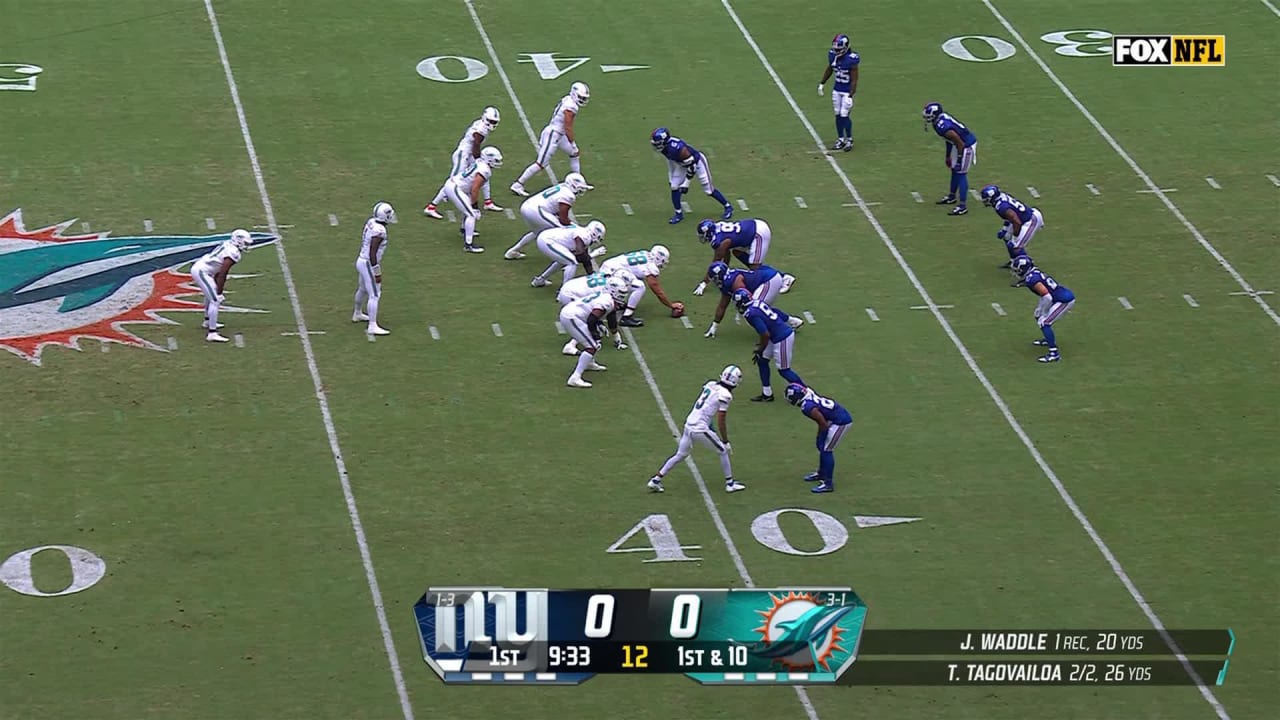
[
  {"xmin": 744, "ymin": 591, "xmax": 852, "ymax": 671},
  {"xmin": 0, "ymin": 208, "xmax": 276, "ymax": 365}
]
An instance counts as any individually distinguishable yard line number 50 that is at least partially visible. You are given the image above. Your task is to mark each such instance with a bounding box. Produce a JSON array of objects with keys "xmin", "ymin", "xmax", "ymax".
[{"xmin": 942, "ymin": 30, "xmax": 1114, "ymax": 63}]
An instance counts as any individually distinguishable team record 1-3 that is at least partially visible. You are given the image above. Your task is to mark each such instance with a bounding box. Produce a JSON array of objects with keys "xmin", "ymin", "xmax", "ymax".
[{"xmin": 413, "ymin": 587, "xmax": 868, "ymax": 685}]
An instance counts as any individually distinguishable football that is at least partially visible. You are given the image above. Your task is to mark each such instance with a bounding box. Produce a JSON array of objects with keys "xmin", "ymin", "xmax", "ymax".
[{"xmin": 670, "ymin": 302, "xmax": 685, "ymax": 318}]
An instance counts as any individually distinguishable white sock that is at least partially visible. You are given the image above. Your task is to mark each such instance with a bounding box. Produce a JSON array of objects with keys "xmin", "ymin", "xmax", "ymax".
[
  {"xmin": 568, "ymin": 155, "xmax": 581, "ymax": 173},
  {"xmin": 354, "ymin": 286, "xmax": 367, "ymax": 314},
  {"xmin": 572, "ymin": 350, "xmax": 594, "ymax": 377},
  {"xmin": 717, "ymin": 451, "xmax": 733, "ymax": 478},
  {"xmin": 517, "ymin": 163, "xmax": 540, "ymax": 185},
  {"xmin": 367, "ymin": 293, "xmax": 380, "ymax": 325},
  {"xmin": 463, "ymin": 215, "xmax": 477, "ymax": 243},
  {"xmin": 511, "ymin": 231, "xmax": 536, "ymax": 251},
  {"xmin": 430, "ymin": 185, "xmax": 446, "ymax": 205},
  {"xmin": 657, "ymin": 451, "xmax": 685, "ymax": 477},
  {"xmin": 561, "ymin": 263, "xmax": 579, "ymax": 285},
  {"xmin": 207, "ymin": 300, "xmax": 220, "ymax": 329},
  {"xmin": 536, "ymin": 262, "xmax": 558, "ymax": 281},
  {"xmin": 483, "ymin": 180, "xmax": 492, "ymax": 201}
]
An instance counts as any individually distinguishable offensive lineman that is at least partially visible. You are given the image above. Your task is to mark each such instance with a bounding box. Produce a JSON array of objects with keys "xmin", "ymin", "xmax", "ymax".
[
  {"xmin": 558, "ymin": 278, "xmax": 632, "ymax": 389},
  {"xmin": 647, "ymin": 365, "xmax": 747, "ymax": 494},
  {"xmin": 190, "ymin": 228, "xmax": 252, "ymax": 343},
  {"xmin": 424, "ymin": 107, "xmax": 504, "ymax": 218},
  {"xmin": 504, "ymin": 172, "xmax": 593, "ymax": 260},
  {"xmin": 442, "ymin": 146, "xmax": 503, "ymax": 254},
  {"xmin": 558, "ymin": 269, "xmax": 638, "ymax": 355},
  {"xmin": 510, "ymin": 82, "xmax": 590, "ymax": 197},
  {"xmin": 598, "ymin": 245, "xmax": 680, "ymax": 327},
  {"xmin": 353, "ymin": 202, "xmax": 397, "ymax": 336},
  {"xmin": 530, "ymin": 221, "xmax": 607, "ymax": 288}
]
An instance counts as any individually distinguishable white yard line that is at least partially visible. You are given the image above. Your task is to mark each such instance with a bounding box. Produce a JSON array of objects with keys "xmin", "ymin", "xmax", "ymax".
[
  {"xmin": 991, "ymin": 303, "xmax": 1006, "ymax": 316},
  {"xmin": 737, "ymin": 198, "xmax": 749, "ymax": 211},
  {"xmin": 802, "ymin": 311, "xmax": 816, "ymax": 324},
  {"xmin": 864, "ymin": 307, "xmax": 879, "ymax": 322},
  {"xmin": 328, "ymin": 213, "xmax": 338, "ymax": 226},
  {"xmin": 1086, "ymin": 183, "xmax": 1101, "ymax": 195},
  {"xmin": 1183, "ymin": 294, "xmax": 1199, "ymax": 308},
  {"xmin": 1267, "ymin": 174, "xmax": 1280, "ymax": 188},
  {"xmin": 722, "ymin": 2, "xmax": 1231, "ymax": 716},
  {"xmin": 429, "ymin": 325, "xmax": 441, "ymax": 340},
  {"xmin": 491, "ymin": 322, "xmax": 504, "ymax": 337},
  {"xmin": 983, "ymin": 0, "xmax": 1277, "ymax": 332},
  {"xmin": 1204, "ymin": 177, "xmax": 1221, "ymax": 190},
  {"xmin": 202, "ymin": 3, "xmax": 413, "ymax": 718},
  {"xmin": 1118, "ymin": 296, "xmax": 1133, "ymax": 311},
  {"xmin": 1262, "ymin": 0, "xmax": 1280, "ymax": 18},
  {"xmin": 910, "ymin": 191, "xmax": 923, "ymax": 203},
  {"xmin": 206, "ymin": 217, "xmax": 216, "ymax": 230},
  {"xmin": 1026, "ymin": 186, "xmax": 1040, "ymax": 199},
  {"xmin": 144, "ymin": 219, "xmax": 154, "ymax": 232},
  {"xmin": 621, "ymin": 203, "xmax": 634, "ymax": 215},
  {"xmin": 793, "ymin": 196, "xmax": 807, "ymax": 209}
]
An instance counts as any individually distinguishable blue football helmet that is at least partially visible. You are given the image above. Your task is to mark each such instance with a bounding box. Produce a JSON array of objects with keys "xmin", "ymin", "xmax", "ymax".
[
  {"xmin": 696, "ymin": 219, "xmax": 716, "ymax": 243},
  {"xmin": 922, "ymin": 102, "xmax": 943, "ymax": 129},
  {"xmin": 1011, "ymin": 255, "xmax": 1035, "ymax": 277},
  {"xmin": 980, "ymin": 184, "xmax": 1001, "ymax": 207},
  {"xmin": 651, "ymin": 127, "xmax": 670, "ymax": 150},
  {"xmin": 707, "ymin": 261, "xmax": 730, "ymax": 288},
  {"xmin": 732, "ymin": 288, "xmax": 752, "ymax": 312},
  {"xmin": 784, "ymin": 383, "xmax": 809, "ymax": 406},
  {"xmin": 831, "ymin": 34, "xmax": 850, "ymax": 57}
]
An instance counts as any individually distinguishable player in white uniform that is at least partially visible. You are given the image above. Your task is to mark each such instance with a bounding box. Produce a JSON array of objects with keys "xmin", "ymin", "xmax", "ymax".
[
  {"xmin": 557, "ymin": 269, "xmax": 638, "ymax": 355},
  {"xmin": 503, "ymin": 172, "xmax": 593, "ymax": 260},
  {"xmin": 647, "ymin": 365, "xmax": 746, "ymax": 494},
  {"xmin": 442, "ymin": 146, "xmax": 502, "ymax": 254},
  {"xmin": 190, "ymin": 229, "xmax": 252, "ymax": 343},
  {"xmin": 530, "ymin": 220, "xmax": 607, "ymax": 288},
  {"xmin": 353, "ymin": 202, "xmax": 397, "ymax": 336},
  {"xmin": 558, "ymin": 278, "xmax": 631, "ymax": 389},
  {"xmin": 424, "ymin": 107, "xmax": 503, "ymax": 219},
  {"xmin": 598, "ymin": 245, "xmax": 679, "ymax": 327},
  {"xmin": 510, "ymin": 82, "xmax": 589, "ymax": 197}
]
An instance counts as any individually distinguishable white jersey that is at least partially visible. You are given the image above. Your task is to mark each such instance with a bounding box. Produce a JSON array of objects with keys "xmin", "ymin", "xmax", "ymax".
[
  {"xmin": 601, "ymin": 251, "xmax": 660, "ymax": 280},
  {"xmin": 539, "ymin": 225, "xmax": 591, "ymax": 253},
  {"xmin": 193, "ymin": 240, "xmax": 241, "ymax": 272},
  {"xmin": 450, "ymin": 158, "xmax": 494, "ymax": 186},
  {"xmin": 358, "ymin": 218, "xmax": 388, "ymax": 263},
  {"xmin": 527, "ymin": 184, "xmax": 578, "ymax": 215},
  {"xmin": 546, "ymin": 94, "xmax": 581, "ymax": 134},
  {"xmin": 454, "ymin": 119, "xmax": 491, "ymax": 155},
  {"xmin": 557, "ymin": 273, "xmax": 608, "ymax": 305},
  {"xmin": 561, "ymin": 291, "xmax": 616, "ymax": 322},
  {"xmin": 684, "ymin": 380, "xmax": 733, "ymax": 429}
]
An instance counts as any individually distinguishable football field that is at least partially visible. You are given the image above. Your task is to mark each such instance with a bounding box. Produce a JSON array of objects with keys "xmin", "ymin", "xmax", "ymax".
[{"xmin": 2, "ymin": 1, "xmax": 1277, "ymax": 719}]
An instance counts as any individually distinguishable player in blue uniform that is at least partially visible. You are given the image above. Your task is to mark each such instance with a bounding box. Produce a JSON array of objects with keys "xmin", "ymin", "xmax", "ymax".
[
  {"xmin": 699, "ymin": 261, "xmax": 803, "ymax": 338},
  {"xmin": 651, "ymin": 128, "xmax": 733, "ymax": 224},
  {"xmin": 1012, "ymin": 255, "xmax": 1076, "ymax": 363},
  {"xmin": 818, "ymin": 34, "xmax": 860, "ymax": 151},
  {"xmin": 980, "ymin": 184, "xmax": 1045, "ymax": 272},
  {"xmin": 784, "ymin": 383, "xmax": 853, "ymax": 494},
  {"xmin": 922, "ymin": 102, "xmax": 978, "ymax": 216},
  {"xmin": 735, "ymin": 289, "xmax": 805, "ymax": 402}
]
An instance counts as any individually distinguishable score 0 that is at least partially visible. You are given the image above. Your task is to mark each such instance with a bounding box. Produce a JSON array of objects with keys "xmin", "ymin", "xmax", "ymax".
[{"xmin": 582, "ymin": 592, "xmax": 704, "ymax": 669}]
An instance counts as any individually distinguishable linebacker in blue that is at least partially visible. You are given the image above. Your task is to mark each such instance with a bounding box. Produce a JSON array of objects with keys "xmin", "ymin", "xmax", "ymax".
[
  {"xmin": 980, "ymin": 184, "xmax": 1045, "ymax": 271},
  {"xmin": 699, "ymin": 261, "xmax": 799, "ymax": 338},
  {"xmin": 1012, "ymin": 255, "xmax": 1076, "ymax": 363},
  {"xmin": 784, "ymin": 383, "xmax": 853, "ymax": 494},
  {"xmin": 818, "ymin": 34, "xmax": 860, "ymax": 151},
  {"xmin": 735, "ymin": 289, "xmax": 806, "ymax": 402},
  {"xmin": 651, "ymin": 127, "xmax": 733, "ymax": 224},
  {"xmin": 922, "ymin": 102, "xmax": 978, "ymax": 216}
]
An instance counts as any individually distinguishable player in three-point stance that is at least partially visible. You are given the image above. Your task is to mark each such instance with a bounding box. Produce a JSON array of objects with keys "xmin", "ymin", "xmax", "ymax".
[
  {"xmin": 353, "ymin": 202, "xmax": 397, "ymax": 336},
  {"xmin": 736, "ymin": 289, "xmax": 806, "ymax": 402},
  {"xmin": 530, "ymin": 221, "xmax": 608, "ymax": 288},
  {"xmin": 784, "ymin": 383, "xmax": 854, "ymax": 494},
  {"xmin": 648, "ymin": 365, "xmax": 747, "ymax": 494},
  {"xmin": 1012, "ymin": 255, "xmax": 1076, "ymax": 363},
  {"xmin": 650, "ymin": 127, "xmax": 733, "ymax": 224},
  {"xmin": 504, "ymin": 172, "xmax": 593, "ymax": 260},
  {"xmin": 557, "ymin": 270, "xmax": 637, "ymax": 356},
  {"xmin": 598, "ymin": 245, "xmax": 678, "ymax": 327},
  {"xmin": 424, "ymin": 107, "xmax": 504, "ymax": 219},
  {"xmin": 922, "ymin": 102, "xmax": 979, "ymax": 216},
  {"xmin": 557, "ymin": 279, "xmax": 632, "ymax": 389},
  {"xmin": 980, "ymin": 184, "xmax": 1045, "ymax": 275},
  {"xmin": 190, "ymin": 228, "xmax": 252, "ymax": 343},
  {"xmin": 694, "ymin": 218, "xmax": 795, "ymax": 295},
  {"xmin": 818, "ymin": 34, "xmax": 860, "ymax": 151},
  {"xmin": 511, "ymin": 82, "xmax": 590, "ymax": 197},
  {"xmin": 699, "ymin": 261, "xmax": 800, "ymax": 338},
  {"xmin": 441, "ymin": 146, "xmax": 503, "ymax": 253}
]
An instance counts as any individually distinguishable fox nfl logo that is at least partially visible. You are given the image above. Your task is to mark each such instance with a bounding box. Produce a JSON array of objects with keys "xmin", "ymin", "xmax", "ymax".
[{"xmin": 1112, "ymin": 35, "xmax": 1225, "ymax": 66}]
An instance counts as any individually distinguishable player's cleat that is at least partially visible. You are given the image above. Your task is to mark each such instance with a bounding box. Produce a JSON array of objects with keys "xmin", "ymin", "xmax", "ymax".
[
  {"xmin": 842, "ymin": 139, "xmax": 853, "ymax": 153},
  {"xmin": 647, "ymin": 477, "xmax": 665, "ymax": 493},
  {"xmin": 780, "ymin": 274, "xmax": 797, "ymax": 293},
  {"xmin": 949, "ymin": 206, "xmax": 968, "ymax": 216},
  {"xmin": 463, "ymin": 243, "xmax": 485, "ymax": 253},
  {"xmin": 750, "ymin": 393, "xmax": 775, "ymax": 403},
  {"xmin": 422, "ymin": 204, "xmax": 444, "ymax": 219},
  {"xmin": 202, "ymin": 321, "xmax": 225, "ymax": 330},
  {"xmin": 205, "ymin": 332, "xmax": 229, "ymax": 343},
  {"xmin": 786, "ymin": 316, "xmax": 804, "ymax": 329},
  {"xmin": 803, "ymin": 472, "xmax": 823, "ymax": 482},
  {"xmin": 367, "ymin": 324, "xmax": 391, "ymax": 336},
  {"xmin": 509, "ymin": 182, "xmax": 529, "ymax": 197},
  {"xmin": 1032, "ymin": 339, "xmax": 1050, "ymax": 347},
  {"xmin": 725, "ymin": 479, "xmax": 747, "ymax": 493},
  {"xmin": 830, "ymin": 139, "xmax": 843, "ymax": 151},
  {"xmin": 935, "ymin": 194, "xmax": 957, "ymax": 205},
  {"xmin": 998, "ymin": 260, "xmax": 1012, "ymax": 269},
  {"xmin": 721, "ymin": 205, "xmax": 733, "ymax": 220},
  {"xmin": 351, "ymin": 313, "xmax": 369, "ymax": 323},
  {"xmin": 669, "ymin": 211, "xmax": 684, "ymax": 225},
  {"xmin": 483, "ymin": 199, "xmax": 504, "ymax": 212},
  {"xmin": 561, "ymin": 341, "xmax": 580, "ymax": 356},
  {"xmin": 586, "ymin": 361, "xmax": 608, "ymax": 372},
  {"xmin": 618, "ymin": 315, "xmax": 644, "ymax": 327},
  {"xmin": 566, "ymin": 376, "xmax": 593, "ymax": 388},
  {"xmin": 503, "ymin": 248, "xmax": 526, "ymax": 260},
  {"xmin": 530, "ymin": 276, "xmax": 549, "ymax": 288},
  {"xmin": 811, "ymin": 479, "xmax": 835, "ymax": 494},
  {"xmin": 1038, "ymin": 350, "xmax": 1061, "ymax": 363}
]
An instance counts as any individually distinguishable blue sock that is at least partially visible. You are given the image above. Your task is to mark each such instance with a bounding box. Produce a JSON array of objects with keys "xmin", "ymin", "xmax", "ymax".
[
  {"xmin": 948, "ymin": 171, "xmax": 960, "ymax": 196},
  {"xmin": 1006, "ymin": 242, "xmax": 1024, "ymax": 259},
  {"xmin": 1041, "ymin": 325, "xmax": 1056, "ymax": 348},
  {"xmin": 841, "ymin": 116, "xmax": 853, "ymax": 139},
  {"xmin": 756, "ymin": 358, "xmax": 771, "ymax": 390},
  {"xmin": 779, "ymin": 368, "xmax": 805, "ymax": 385},
  {"xmin": 834, "ymin": 115, "xmax": 841, "ymax": 138},
  {"xmin": 957, "ymin": 174, "xmax": 969, "ymax": 206},
  {"xmin": 670, "ymin": 190, "xmax": 682, "ymax": 212},
  {"xmin": 710, "ymin": 189, "xmax": 729, "ymax": 206},
  {"xmin": 819, "ymin": 450, "xmax": 835, "ymax": 481}
]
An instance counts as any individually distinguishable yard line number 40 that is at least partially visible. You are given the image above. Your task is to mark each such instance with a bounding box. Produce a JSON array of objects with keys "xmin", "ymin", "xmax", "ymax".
[
  {"xmin": 608, "ymin": 510, "xmax": 851, "ymax": 563},
  {"xmin": 942, "ymin": 29, "xmax": 1114, "ymax": 62}
]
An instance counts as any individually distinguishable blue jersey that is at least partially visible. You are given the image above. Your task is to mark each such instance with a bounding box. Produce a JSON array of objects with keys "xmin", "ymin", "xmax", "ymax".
[
  {"xmin": 659, "ymin": 137, "xmax": 702, "ymax": 165},
  {"xmin": 743, "ymin": 300, "xmax": 793, "ymax": 342},
  {"xmin": 801, "ymin": 391, "xmax": 854, "ymax": 425},
  {"xmin": 709, "ymin": 219, "xmax": 759, "ymax": 250},
  {"xmin": 720, "ymin": 266, "xmax": 779, "ymax": 296},
  {"xmin": 1024, "ymin": 268, "xmax": 1075, "ymax": 303},
  {"xmin": 932, "ymin": 112, "xmax": 977, "ymax": 146},
  {"xmin": 994, "ymin": 193, "xmax": 1034, "ymax": 223},
  {"xmin": 827, "ymin": 50, "xmax": 860, "ymax": 93}
]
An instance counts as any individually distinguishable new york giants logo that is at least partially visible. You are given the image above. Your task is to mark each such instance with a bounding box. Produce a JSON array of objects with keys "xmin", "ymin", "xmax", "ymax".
[{"xmin": 432, "ymin": 590, "xmax": 547, "ymax": 653}]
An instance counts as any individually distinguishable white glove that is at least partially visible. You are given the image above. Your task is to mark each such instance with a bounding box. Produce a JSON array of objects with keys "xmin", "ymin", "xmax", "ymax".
[
  {"xmin": 724, "ymin": 442, "xmax": 733, "ymax": 456},
  {"xmin": 817, "ymin": 83, "xmax": 824, "ymax": 96},
  {"xmin": 215, "ymin": 293, "xmax": 226, "ymax": 305},
  {"xmin": 704, "ymin": 322, "xmax": 718, "ymax": 338},
  {"xmin": 570, "ymin": 142, "xmax": 580, "ymax": 155},
  {"xmin": 588, "ymin": 245, "xmax": 608, "ymax": 258},
  {"xmin": 613, "ymin": 333, "xmax": 628, "ymax": 350},
  {"xmin": 693, "ymin": 282, "xmax": 706, "ymax": 296}
]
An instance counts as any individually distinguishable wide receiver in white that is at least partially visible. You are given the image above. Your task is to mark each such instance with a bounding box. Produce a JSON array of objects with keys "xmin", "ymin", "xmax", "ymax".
[
  {"xmin": 598, "ymin": 245, "xmax": 680, "ymax": 327},
  {"xmin": 530, "ymin": 220, "xmax": 607, "ymax": 288},
  {"xmin": 558, "ymin": 277, "xmax": 632, "ymax": 389},
  {"xmin": 442, "ymin": 146, "xmax": 502, "ymax": 254},
  {"xmin": 510, "ymin": 82, "xmax": 590, "ymax": 197},
  {"xmin": 647, "ymin": 365, "xmax": 746, "ymax": 494},
  {"xmin": 353, "ymin": 201, "xmax": 397, "ymax": 336},
  {"xmin": 557, "ymin": 268, "xmax": 639, "ymax": 355},
  {"xmin": 190, "ymin": 228, "xmax": 252, "ymax": 343},
  {"xmin": 424, "ymin": 106, "xmax": 504, "ymax": 219},
  {"xmin": 504, "ymin": 172, "xmax": 593, "ymax": 260}
]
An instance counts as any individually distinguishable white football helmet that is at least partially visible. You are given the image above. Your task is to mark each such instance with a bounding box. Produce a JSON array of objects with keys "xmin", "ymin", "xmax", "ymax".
[
  {"xmin": 481, "ymin": 106, "xmax": 501, "ymax": 130},
  {"xmin": 480, "ymin": 146, "xmax": 503, "ymax": 168},
  {"xmin": 605, "ymin": 275, "xmax": 632, "ymax": 304},
  {"xmin": 608, "ymin": 267, "xmax": 638, "ymax": 288},
  {"xmin": 564, "ymin": 172, "xmax": 594, "ymax": 195},
  {"xmin": 570, "ymin": 81, "xmax": 590, "ymax": 106},
  {"xmin": 584, "ymin": 220, "xmax": 606, "ymax": 244},
  {"xmin": 719, "ymin": 364, "xmax": 743, "ymax": 389},
  {"xmin": 372, "ymin": 201, "xmax": 397, "ymax": 225},
  {"xmin": 230, "ymin": 228, "xmax": 252, "ymax": 251},
  {"xmin": 650, "ymin": 244, "xmax": 671, "ymax": 268}
]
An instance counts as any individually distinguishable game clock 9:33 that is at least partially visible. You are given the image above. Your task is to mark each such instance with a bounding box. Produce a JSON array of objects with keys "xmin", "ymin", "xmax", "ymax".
[{"xmin": 548, "ymin": 644, "xmax": 591, "ymax": 667}]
